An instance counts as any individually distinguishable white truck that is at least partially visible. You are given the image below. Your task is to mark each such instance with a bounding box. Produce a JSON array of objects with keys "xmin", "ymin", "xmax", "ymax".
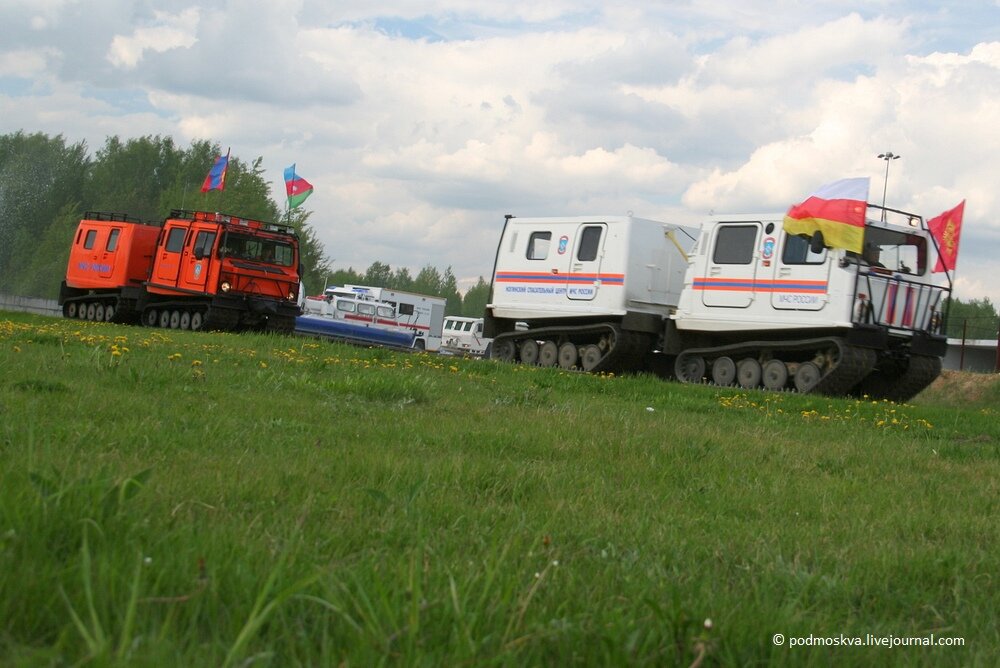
[
  {"xmin": 440, "ymin": 316, "xmax": 490, "ymax": 357},
  {"xmin": 484, "ymin": 209, "xmax": 952, "ymax": 400},
  {"xmin": 300, "ymin": 284, "xmax": 446, "ymax": 351}
]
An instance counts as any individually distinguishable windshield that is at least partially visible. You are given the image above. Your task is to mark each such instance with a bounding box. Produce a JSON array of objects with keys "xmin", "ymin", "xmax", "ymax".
[
  {"xmin": 220, "ymin": 233, "xmax": 295, "ymax": 267},
  {"xmin": 856, "ymin": 226, "xmax": 927, "ymax": 275}
]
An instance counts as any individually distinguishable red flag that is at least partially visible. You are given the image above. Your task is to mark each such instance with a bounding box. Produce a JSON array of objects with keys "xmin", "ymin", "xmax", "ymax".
[
  {"xmin": 927, "ymin": 200, "xmax": 964, "ymax": 273},
  {"xmin": 201, "ymin": 149, "xmax": 230, "ymax": 192}
]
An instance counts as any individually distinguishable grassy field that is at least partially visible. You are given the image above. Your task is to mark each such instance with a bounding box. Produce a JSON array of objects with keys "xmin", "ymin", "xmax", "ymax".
[{"xmin": 1, "ymin": 311, "xmax": 997, "ymax": 666}]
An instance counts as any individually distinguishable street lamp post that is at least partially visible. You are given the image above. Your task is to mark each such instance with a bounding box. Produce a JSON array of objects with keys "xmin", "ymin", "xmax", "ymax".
[{"xmin": 877, "ymin": 152, "xmax": 900, "ymax": 221}]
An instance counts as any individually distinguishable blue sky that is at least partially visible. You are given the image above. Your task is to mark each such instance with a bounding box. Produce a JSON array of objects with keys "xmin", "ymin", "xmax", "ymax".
[{"xmin": 1, "ymin": 1, "xmax": 999, "ymax": 301}]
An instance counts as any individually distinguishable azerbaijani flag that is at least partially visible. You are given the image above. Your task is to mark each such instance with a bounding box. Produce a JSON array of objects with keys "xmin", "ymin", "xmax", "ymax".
[
  {"xmin": 284, "ymin": 164, "xmax": 314, "ymax": 209},
  {"xmin": 783, "ymin": 177, "xmax": 870, "ymax": 253},
  {"xmin": 201, "ymin": 149, "xmax": 230, "ymax": 192},
  {"xmin": 927, "ymin": 200, "xmax": 965, "ymax": 273}
]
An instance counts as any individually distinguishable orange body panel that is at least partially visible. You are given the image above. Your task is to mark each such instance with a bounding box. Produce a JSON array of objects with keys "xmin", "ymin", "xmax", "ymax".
[{"xmin": 65, "ymin": 219, "xmax": 159, "ymax": 290}]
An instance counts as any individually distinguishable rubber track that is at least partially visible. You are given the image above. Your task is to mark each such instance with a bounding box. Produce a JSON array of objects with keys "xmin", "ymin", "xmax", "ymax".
[
  {"xmin": 859, "ymin": 354, "xmax": 942, "ymax": 402},
  {"xmin": 677, "ymin": 337, "xmax": 877, "ymax": 398},
  {"xmin": 492, "ymin": 324, "xmax": 653, "ymax": 375},
  {"xmin": 204, "ymin": 307, "xmax": 241, "ymax": 331}
]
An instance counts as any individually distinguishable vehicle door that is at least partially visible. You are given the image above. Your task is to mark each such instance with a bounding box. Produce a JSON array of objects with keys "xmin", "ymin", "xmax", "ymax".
[
  {"xmin": 176, "ymin": 224, "xmax": 218, "ymax": 293},
  {"xmin": 98, "ymin": 227, "xmax": 121, "ymax": 279},
  {"xmin": 700, "ymin": 223, "xmax": 761, "ymax": 308},
  {"xmin": 567, "ymin": 223, "xmax": 606, "ymax": 301},
  {"xmin": 770, "ymin": 230, "xmax": 830, "ymax": 311},
  {"xmin": 153, "ymin": 223, "xmax": 188, "ymax": 286}
]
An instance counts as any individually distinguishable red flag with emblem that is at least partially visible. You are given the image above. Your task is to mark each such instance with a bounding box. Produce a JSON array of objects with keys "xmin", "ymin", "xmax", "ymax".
[{"xmin": 927, "ymin": 200, "xmax": 964, "ymax": 273}]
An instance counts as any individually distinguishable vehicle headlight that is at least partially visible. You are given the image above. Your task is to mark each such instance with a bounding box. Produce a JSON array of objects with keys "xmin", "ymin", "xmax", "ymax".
[
  {"xmin": 221, "ymin": 281, "xmax": 231, "ymax": 292},
  {"xmin": 288, "ymin": 290, "xmax": 297, "ymax": 301}
]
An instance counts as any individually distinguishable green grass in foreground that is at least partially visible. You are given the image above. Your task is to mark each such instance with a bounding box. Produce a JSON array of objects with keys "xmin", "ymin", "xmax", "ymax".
[{"xmin": 0, "ymin": 311, "xmax": 998, "ymax": 666}]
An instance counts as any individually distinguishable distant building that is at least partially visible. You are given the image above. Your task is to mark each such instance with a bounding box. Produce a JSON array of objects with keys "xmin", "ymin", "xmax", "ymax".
[{"xmin": 944, "ymin": 339, "xmax": 998, "ymax": 373}]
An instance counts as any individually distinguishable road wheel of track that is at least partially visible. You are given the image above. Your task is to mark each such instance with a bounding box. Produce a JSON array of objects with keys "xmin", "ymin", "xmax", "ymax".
[
  {"xmin": 158, "ymin": 310, "xmax": 171, "ymax": 328},
  {"xmin": 538, "ymin": 341, "xmax": 558, "ymax": 367},
  {"xmin": 190, "ymin": 311, "xmax": 204, "ymax": 331},
  {"xmin": 557, "ymin": 342, "xmax": 578, "ymax": 369},
  {"xmin": 581, "ymin": 345, "xmax": 603, "ymax": 371},
  {"xmin": 794, "ymin": 361, "xmax": 822, "ymax": 393},
  {"xmin": 167, "ymin": 310, "xmax": 179, "ymax": 329},
  {"xmin": 674, "ymin": 354, "xmax": 705, "ymax": 383},
  {"xmin": 86, "ymin": 303, "xmax": 97, "ymax": 320},
  {"xmin": 179, "ymin": 311, "xmax": 191, "ymax": 330},
  {"xmin": 493, "ymin": 339, "xmax": 516, "ymax": 362},
  {"xmin": 737, "ymin": 359, "xmax": 762, "ymax": 389},
  {"xmin": 763, "ymin": 359, "xmax": 789, "ymax": 391},
  {"xmin": 94, "ymin": 304, "xmax": 105, "ymax": 322},
  {"xmin": 712, "ymin": 356, "xmax": 737, "ymax": 386},
  {"xmin": 104, "ymin": 304, "xmax": 115, "ymax": 321},
  {"xmin": 66, "ymin": 302, "xmax": 78, "ymax": 318},
  {"xmin": 519, "ymin": 339, "xmax": 539, "ymax": 365}
]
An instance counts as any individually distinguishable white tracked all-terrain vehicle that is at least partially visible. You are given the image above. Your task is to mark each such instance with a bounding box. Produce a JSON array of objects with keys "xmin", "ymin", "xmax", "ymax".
[{"xmin": 484, "ymin": 207, "xmax": 952, "ymax": 401}]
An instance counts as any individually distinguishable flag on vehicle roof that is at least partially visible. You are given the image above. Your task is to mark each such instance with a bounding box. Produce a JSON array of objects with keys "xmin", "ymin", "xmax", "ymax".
[
  {"xmin": 284, "ymin": 164, "xmax": 314, "ymax": 209},
  {"xmin": 200, "ymin": 149, "xmax": 230, "ymax": 192},
  {"xmin": 927, "ymin": 200, "xmax": 965, "ymax": 273},
  {"xmin": 783, "ymin": 177, "xmax": 870, "ymax": 253}
]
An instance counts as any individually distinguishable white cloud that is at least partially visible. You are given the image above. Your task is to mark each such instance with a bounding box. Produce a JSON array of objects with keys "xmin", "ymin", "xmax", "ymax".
[{"xmin": 107, "ymin": 8, "xmax": 200, "ymax": 69}]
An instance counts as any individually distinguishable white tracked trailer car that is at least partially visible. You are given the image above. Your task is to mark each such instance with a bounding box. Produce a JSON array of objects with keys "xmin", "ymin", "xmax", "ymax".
[{"xmin": 484, "ymin": 208, "xmax": 952, "ymax": 401}]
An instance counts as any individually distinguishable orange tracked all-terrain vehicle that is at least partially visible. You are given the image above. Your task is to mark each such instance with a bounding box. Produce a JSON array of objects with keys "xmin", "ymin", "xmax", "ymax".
[{"xmin": 59, "ymin": 209, "xmax": 302, "ymax": 332}]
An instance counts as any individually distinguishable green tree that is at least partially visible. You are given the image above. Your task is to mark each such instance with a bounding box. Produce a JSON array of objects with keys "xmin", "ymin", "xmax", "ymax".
[
  {"xmin": 363, "ymin": 261, "xmax": 393, "ymax": 288},
  {"xmin": 327, "ymin": 267, "xmax": 364, "ymax": 290},
  {"xmin": 0, "ymin": 132, "xmax": 89, "ymax": 294},
  {"xmin": 391, "ymin": 266, "xmax": 414, "ymax": 291},
  {"xmin": 412, "ymin": 265, "xmax": 442, "ymax": 297},
  {"xmin": 461, "ymin": 276, "xmax": 491, "ymax": 318},
  {"xmin": 946, "ymin": 297, "xmax": 999, "ymax": 340},
  {"xmin": 440, "ymin": 267, "xmax": 463, "ymax": 316},
  {"xmin": 284, "ymin": 208, "xmax": 332, "ymax": 295}
]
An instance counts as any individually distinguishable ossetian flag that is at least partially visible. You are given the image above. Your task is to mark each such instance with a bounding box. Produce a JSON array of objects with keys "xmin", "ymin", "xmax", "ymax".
[
  {"xmin": 927, "ymin": 200, "xmax": 965, "ymax": 273},
  {"xmin": 783, "ymin": 177, "xmax": 870, "ymax": 253},
  {"xmin": 284, "ymin": 164, "xmax": 314, "ymax": 209},
  {"xmin": 200, "ymin": 150, "xmax": 230, "ymax": 192}
]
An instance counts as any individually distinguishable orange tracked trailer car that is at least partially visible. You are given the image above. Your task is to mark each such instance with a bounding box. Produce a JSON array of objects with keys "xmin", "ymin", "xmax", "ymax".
[{"xmin": 59, "ymin": 210, "xmax": 302, "ymax": 332}]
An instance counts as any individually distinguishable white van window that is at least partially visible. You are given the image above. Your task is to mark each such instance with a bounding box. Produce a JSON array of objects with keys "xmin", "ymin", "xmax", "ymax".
[{"xmin": 527, "ymin": 232, "xmax": 551, "ymax": 260}]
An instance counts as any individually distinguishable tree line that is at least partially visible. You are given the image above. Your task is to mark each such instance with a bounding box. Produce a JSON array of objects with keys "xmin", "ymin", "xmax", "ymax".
[{"xmin": 0, "ymin": 131, "xmax": 489, "ymax": 317}]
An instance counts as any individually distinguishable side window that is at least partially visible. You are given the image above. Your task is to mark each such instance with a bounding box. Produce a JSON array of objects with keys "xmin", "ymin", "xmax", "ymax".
[
  {"xmin": 106, "ymin": 228, "xmax": 121, "ymax": 252},
  {"xmin": 712, "ymin": 225, "xmax": 758, "ymax": 264},
  {"xmin": 527, "ymin": 232, "xmax": 551, "ymax": 260},
  {"xmin": 782, "ymin": 234, "xmax": 827, "ymax": 265},
  {"xmin": 165, "ymin": 227, "xmax": 186, "ymax": 253},
  {"xmin": 83, "ymin": 230, "xmax": 98, "ymax": 250},
  {"xmin": 358, "ymin": 303, "xmax": 376, "ymax": 315},
  {"xmin": 377, "ymin": 305, "xmax": 395, "ymax": 318},
  {"xmin": 399, "ymin": 303, "xmax": 415, "ymax": 316},
  {"xmin": 336, "ymin": 300, "xmax": 357, "ymax": 313},
  {"xmin": 193, "ymin": 231, "xmax": 217, "ymax": 257},
  {"xmin": 577, "ymin": 226, "xmax": 603, "ymax": 262}
]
